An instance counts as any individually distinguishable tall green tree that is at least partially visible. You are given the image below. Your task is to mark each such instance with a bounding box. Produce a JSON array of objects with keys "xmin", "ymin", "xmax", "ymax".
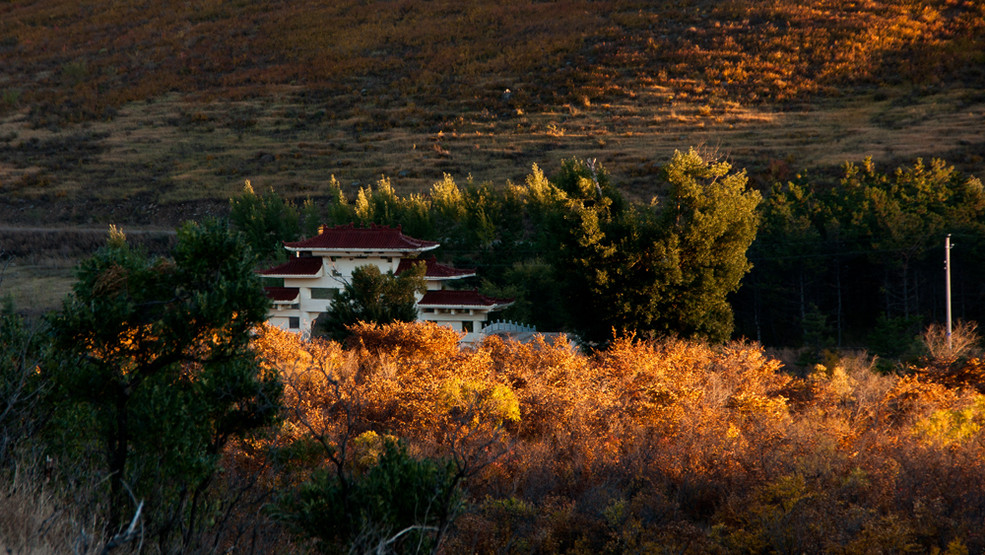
[
  {"xmin": 46, "ymin": 221, "xmax": 282, "ymax": 550},
  {"xmin": 650, "ymin": 148, "xmax": 761, "ymax": 341},
  {"xmin": 554, "ymin": 150, "xmax": 760, "ymax": 343}
]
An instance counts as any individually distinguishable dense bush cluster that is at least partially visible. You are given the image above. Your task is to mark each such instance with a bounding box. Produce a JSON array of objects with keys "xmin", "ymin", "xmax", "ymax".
[{"xmin": 251, "ymin": 321, "xmax": 985, "ymax": 553}]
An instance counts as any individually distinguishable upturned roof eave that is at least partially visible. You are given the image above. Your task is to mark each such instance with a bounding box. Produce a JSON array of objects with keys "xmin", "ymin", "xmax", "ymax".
[
  {"xmin": 417, "ymin": 300, "xmax": 514, "ymax": 310},
  {"xmin": 284, "ymin": 244, "xmax": 439, "ymax": 255},
  {"xmin": 263, "ymin": 286, "xmax": 301, "ymax": 303},
  {"xmin": 261, "ymin": 270, "xmax": 324, "ymax": 279},
  {"xmin": 423, "ymin": 272, "xmax": 476, "ymax": 281}
]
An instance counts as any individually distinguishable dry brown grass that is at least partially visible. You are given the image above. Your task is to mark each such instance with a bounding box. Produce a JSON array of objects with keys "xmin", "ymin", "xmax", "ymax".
[
  {"xmin": 0, "ymin": 226, "xmax": 175, "ymax": 314},
  {"xmin": 0, "ymin": 264, "xmax": 74, "ymax": 316},
  {"xmin": 3, "ymin": 85, "xmax": 983, "ymax": 223},
  {"xmin": 0, "ymin": 460, "xmax": 105, "ymax": 554}
]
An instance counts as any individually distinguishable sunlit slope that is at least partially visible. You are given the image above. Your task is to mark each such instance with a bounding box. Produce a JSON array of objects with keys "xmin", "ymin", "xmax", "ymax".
[
  {"xmin": 0, "ymin": 0, "xmax": 983, "ymax": 226},
  {"xmin": 2, "ymin": 0, "xmax": 982, "ymax": 122}
]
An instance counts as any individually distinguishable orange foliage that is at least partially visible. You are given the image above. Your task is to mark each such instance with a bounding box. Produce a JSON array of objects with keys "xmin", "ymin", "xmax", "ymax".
[
  {"xmin": 347, "ymin": 320, "xmax": 461, "ymax": 362},
  {"xmin": 238, "ymin": 323, "xmax": 985, "ymax": 552},
  {"xmin": 882, "ymin": 374, "xmax": 960, "ymax": 424},
  {"xmin": 916, "ymin": 357, "xmax": 985, "ymax": 393}
]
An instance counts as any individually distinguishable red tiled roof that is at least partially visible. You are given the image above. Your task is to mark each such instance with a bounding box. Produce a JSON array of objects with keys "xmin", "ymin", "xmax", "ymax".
[
  {"xmin": 259, "ymin": 257, "xmax": 323, "ymax": 276},
  {"xmin": 417, "ymin": 289, "xmax": 513, "ymax": 308},
  {"xmin": 396, "ymin": 256, "xmax": 475, "ymax": 279},
  {"xmin": 264, "ymin": 286, "xmax": 299, "ymax": 302},
  {"xmin": 284, "ymin": 223, "xmax": 439, "ymax": 252}
]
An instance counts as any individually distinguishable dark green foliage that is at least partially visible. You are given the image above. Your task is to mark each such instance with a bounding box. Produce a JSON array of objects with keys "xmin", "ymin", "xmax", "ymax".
[
  {"xmin": 738, "ymin": 157, "xmax": 985, "ymax": 350},
  {"xmin": 551, "ymin": 149, "xmax": 760, "ymax": 343},
  {"xmin": 317, "ymin": 263, "xmax": 427, "ymax": 341},
  {"xmin": 480, "ymin": 259, "xmax": 566, "ymax": 331},
  {"xmin": 802, "ymin": 304, "xmax": 834, "ymax": 356},
  {"xmin": 867, "ymin": 315, "xmax": 923, "ymax": 362},
  {"xmin": 0, "ymin": 301, "xmax": 47, "ymax": 464},
  {"xmin": 278, "ymin": 438, "xmax": 461, "ymax": 554},
  {"xmin": 45, "ymin": 220, "xmax": 282, "ymax": 550},
  {"xmin": 229, "ymin": 181, "xmax": 302, "ymax": 262},
  {"xmin": 654, "ymin": 148, "xmax": 761, "ymax": 341},
  {"xmin": 552, "ymin": 157, "xmax": 624, "ymax": 214}
]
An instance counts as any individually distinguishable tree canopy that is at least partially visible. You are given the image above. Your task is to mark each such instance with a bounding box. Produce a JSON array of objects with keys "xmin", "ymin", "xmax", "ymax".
[
  {"xmin": 739, "ymin": 157, "xmax": 985, "ymax": 351},
  {"xmin": 45, "ymin": 220, "xmax": 282, "ymax": 550},
  {"xmin": 317, "ymin": 262, "xmax": 427, "ymax": 341}
]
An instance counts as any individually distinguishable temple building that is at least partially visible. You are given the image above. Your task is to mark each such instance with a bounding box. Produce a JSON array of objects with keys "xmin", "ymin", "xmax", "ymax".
[{"xmin": 258, "ymin": 223, "xmax": 512, "ymax": 341}]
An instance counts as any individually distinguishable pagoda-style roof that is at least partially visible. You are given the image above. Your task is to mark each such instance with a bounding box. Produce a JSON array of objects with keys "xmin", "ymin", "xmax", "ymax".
[
  {"xmin": 417, "ymin": 289, "xmax": 513, "ymax": 310},
  {"xmin": 283, "ymin": 223, "xmax": 439, "ymax": 254},
  {"xmin": 259, "ymin": 257, "xmax": 323, "ymax": 277},
  {"xmin": 396, "ymin": 256, "xmax": 476, "ymax": 280},
  {"xmin": 264, "ymin": 286, "xmax": 300, "ymax": 303}
]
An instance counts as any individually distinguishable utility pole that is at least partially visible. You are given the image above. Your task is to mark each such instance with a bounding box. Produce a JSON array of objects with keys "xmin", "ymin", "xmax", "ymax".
[{"xmin": 945, "ymin": 234, "xmax": 953, "ymax": 352}]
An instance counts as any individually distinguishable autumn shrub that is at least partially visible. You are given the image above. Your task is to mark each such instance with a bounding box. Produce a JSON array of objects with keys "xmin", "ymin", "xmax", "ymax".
[
  {"xmin": 246, "ymin": 322, "xmax": 985, "ymax": 553},
  {"xmin": 921, "ymin": 320, "xmax": 981, "ymax": 368},
  {"xmin": 348, "ymin": 320, "xmax": 461, "ymax": 362}
]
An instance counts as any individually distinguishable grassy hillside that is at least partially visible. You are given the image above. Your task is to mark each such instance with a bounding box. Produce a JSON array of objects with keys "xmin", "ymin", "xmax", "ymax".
[{"xmin": 0, "ymin": 0, "xmax": 984, "ymax": 226}]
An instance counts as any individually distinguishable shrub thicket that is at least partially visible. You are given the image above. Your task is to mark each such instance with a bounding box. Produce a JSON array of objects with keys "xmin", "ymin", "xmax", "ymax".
[
  {"xmin": 243, "ymin": 322, "xmax": 985, "ymax": 553},
  {"xmin": 6, "ymin": 313, "xmax": 985, "ymax": 552}
]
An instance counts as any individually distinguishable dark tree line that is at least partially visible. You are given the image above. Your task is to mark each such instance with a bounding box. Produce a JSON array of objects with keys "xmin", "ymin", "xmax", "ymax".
[
  {"xmin": 234, "ymin": 152, "xmax": 985, "ymax": 354},
  {"xmin": 735, "ymin": 157, "xmax": 985, "ymax": 356}
]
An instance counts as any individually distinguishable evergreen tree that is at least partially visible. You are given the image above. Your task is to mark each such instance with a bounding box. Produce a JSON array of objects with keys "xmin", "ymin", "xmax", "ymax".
[
  {"xmin": 46, "ymin": 221, "xmax": 281, "ymax": 550},
  {"xmin": 229, "ymin": 180, "xmax": 301, "ymax": 262},
  {"xmin": 653, "ymin": 148, "xmax": 762, "ymax": 341}
]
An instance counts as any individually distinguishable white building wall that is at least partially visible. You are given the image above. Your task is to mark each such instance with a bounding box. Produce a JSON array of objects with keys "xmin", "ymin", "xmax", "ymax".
[
  {"xmin": 418, "ymin": 309, "xmax": 489, "ymax": 335},
  {"xmin": 266, "ymin": 308, "xmax": 318, "ymax": 337},
  {"xmin": 267, "ymin": 251, "xmax": 497, "ymax": 339},
  {"xmin": 322, "ymin": 255, "xmax": 401, "ymax": 282}
]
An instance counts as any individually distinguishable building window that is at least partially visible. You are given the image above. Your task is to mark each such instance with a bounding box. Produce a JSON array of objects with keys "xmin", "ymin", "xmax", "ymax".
[
  {"xmin": 311, "ymin": 288, "xmax": 338, "ymax": 300},
  {"xmin": 463, "ymin": 321, "xmax": 474, "ymax": 333},
  {"xmin": 288, "ymin": 317, "xmax": 300, "ymax": 329}
]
